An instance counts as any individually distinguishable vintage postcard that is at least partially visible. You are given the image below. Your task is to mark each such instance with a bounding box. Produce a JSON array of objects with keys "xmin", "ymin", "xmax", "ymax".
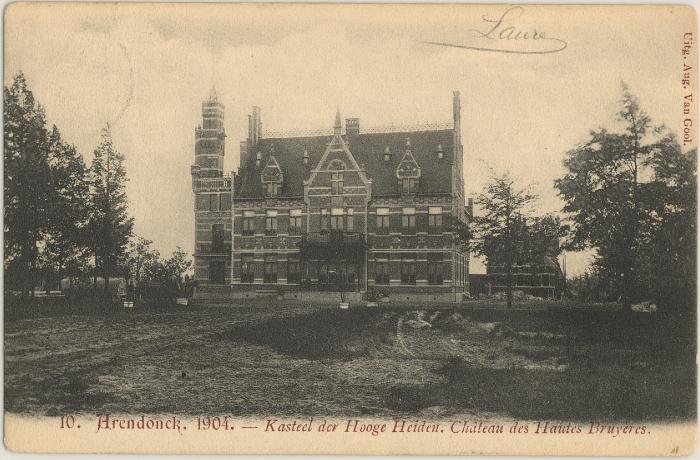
[{"xmin": 3, "ymin": 2, "xmax": 697, "ymax": 456}]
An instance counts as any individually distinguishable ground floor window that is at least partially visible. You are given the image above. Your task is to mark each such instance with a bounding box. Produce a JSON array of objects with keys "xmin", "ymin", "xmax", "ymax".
[
  {"xmin": 401, "ymin": 255, "xmax": 416, "ymax": 285},
  {"xmin": 240, "ymin": 254, "xmax": 254, "ymax": 283},
  {"xmin": 375, "ymin": 260, "xmax": 390, "ymax": 284},
  {"xmin": 318, "ymin": 263, "xmax": 330, "ymax": 284},
  {"xmin": 428, "ymin": 253, "xmax": 443, "ymax": 285},
  {"xmin": 264, "ymin": 255, "xmax": 277, "ymax": 284},
  {"xmin": 288, "ymin": 257, "xmax": 301, "ymax": 284},
  {"xmin": 320, "ymin": 209, "xmax": 328, "ymax": 231}
]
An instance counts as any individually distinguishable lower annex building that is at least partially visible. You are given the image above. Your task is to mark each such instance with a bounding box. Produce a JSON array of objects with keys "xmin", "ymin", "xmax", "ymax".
[{"xmin": 190, "ymin": 89, "xmax": 471, "ymax": 303}]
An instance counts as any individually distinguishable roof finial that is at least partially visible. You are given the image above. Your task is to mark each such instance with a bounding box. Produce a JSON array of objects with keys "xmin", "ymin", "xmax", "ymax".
[
  {"xmin": 208, "ymin": 86, "xmax": 218, "ymax": 102},
  {"xmin": 334, "ymin": 105, "xmax": 342, "ymax": 135}
]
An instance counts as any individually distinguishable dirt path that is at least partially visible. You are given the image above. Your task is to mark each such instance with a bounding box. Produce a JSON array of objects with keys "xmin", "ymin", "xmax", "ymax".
[{"xmin": 5, "ymin": 305, "xmax": 694, "ymax": 421}]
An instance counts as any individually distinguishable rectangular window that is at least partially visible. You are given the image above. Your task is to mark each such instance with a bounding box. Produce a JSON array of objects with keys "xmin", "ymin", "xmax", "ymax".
[
  {"xmin": 330, "ymin": 208, "xmax": 344, "ymax": 230},
  {"xmin": 264, "ymin": 255, "xmax": 277, "ymax": 284},
  {"xmin": 287, "ymin": 257, "xmax": 301, "ymax": 284},
  {"xmin": 196, "ymin": 194, "xmax": 209, "ymax": 211},
  {"xmin": 402, "ymin": 178, "xmax": 416, "ymax": 194},
  {"xmin": 331, "ymin": 172, "xmax": 343, "ymax": 195},
  {"xmin": 209, "ymin": 193, "xmax": 219, "ymax": 211},
  {"xmin": 319, "ymin": 263, "xmax": 329, "ymax": 284},
  {"xmin": 402, "ymin": 207, "xmax": 416, "ymax": 234},
  {"xmin": 428, "ymin": 253, "xmax": 443, "ymax": 285},
  {"xmin": 242, "ymin": 211, "xmax": 255, "ymax": 236},
  {"xmin": 289, "ymin": 209, "xmax": 303, "ymax": 235},
  {"xmin": 374, "ymin": 258, "xmax": 390, "ymax": 285},
  {"xmin": 211, "ymin": 224, "xmax": 224, "ymax": 253},
  {"xmin": 401, "ymin": 255, "xmax": 417, "ymax": 285},
  {"xmin": 241, "ymin": 254, "xmax": 254, "ymax": 283},
  {"xmin": 376, "ymin": 208, "xmax": 390, "ymax": 235},
  {"xmin": 265, "ymin": 210, "xmax": 278, "ymax": 235},
  {"xmin": 265, "ymin": 182, "xmax": 279, "ymax": 197},
  {"xmin": 429, "ymin": 206, "xmax": 443, "ymax": 233},
  {"xmin": 320, "ymin": 209, "xmax": 328, "ymax": 231},
  {"xmin": 220, "ymin": 193, "xmax": 231, "ymax": 211},
  {"xmin": 346, "ymin": 208, "xmax": 354, "ymax": 232}
]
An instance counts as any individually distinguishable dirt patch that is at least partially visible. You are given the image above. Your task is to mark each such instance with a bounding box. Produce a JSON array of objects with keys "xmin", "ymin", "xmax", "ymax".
[
  {"xmin": 388, "ymin": 356, "xmax": 695, "ymax": 421},
  {"xmin": 225, "ymin": 308, "xmax": 401, "ymax": 360},
  {"xmin": 5, "ymin": 305, "xmax": 696, "ymax": 421}
]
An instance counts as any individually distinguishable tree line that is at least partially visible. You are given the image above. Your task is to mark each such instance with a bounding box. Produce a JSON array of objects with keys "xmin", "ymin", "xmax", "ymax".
[
  {"xmin": 4, "ymin": 72, "xmax": 191, "ymax": 300},
  {"xmin": 471, "ymin": 84, "xmax": 696, "ymax": 312},
  {"xmin": 5, "ymin": 72, "xmax": 694, "ymax": 311}
]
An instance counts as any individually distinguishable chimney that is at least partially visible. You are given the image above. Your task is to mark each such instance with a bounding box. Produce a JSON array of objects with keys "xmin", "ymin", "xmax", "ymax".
[
  {"xmin": 240, "ymin": 141, "xmax": 249, "ymax": 167},
  {"xmin": 346, "ymin": 118, "xmax": 360, "ymax": 136},
  {"xmin": 453, "ymin": 90, "xmax": 461, "ymax": 131},
  {"xmin": 253, "ymin": 106, "xmax": 262, "ymax": 141},
  {"xmin": 248, "ymin": 106, "xmax": 262, "ymax": 147}
]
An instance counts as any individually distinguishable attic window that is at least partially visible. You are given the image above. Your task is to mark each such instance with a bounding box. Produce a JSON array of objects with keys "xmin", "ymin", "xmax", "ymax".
[
  {"xmin": 402, "ymin": 178, "xmax": 417, "ymax": 194},
  {"xmin": 383, "ymin": 146, "xmax": 391, "ymax": 162},
  {"xmin": 261, "ymin": 154, "xmax": 283, "ymax": 197},
  {"xmin": 265, "ymin": 182, "xmax": 279, "ymax": 197},
  {"xmin": 436, "ymin": 143, "xmax": 444, "ymax": 159},
  {"xmin": 303, "ymin": 148, "xmax": 309, "ymax": 165},
  {"xmin": 256, "ymin": 152, "xmax": 262, "ymax": 167}
]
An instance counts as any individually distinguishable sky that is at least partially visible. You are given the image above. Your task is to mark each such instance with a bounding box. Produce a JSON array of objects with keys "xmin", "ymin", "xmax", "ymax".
[{"xmin": 4, "ymin": 3, "xmax": 696, "ymax": 275}]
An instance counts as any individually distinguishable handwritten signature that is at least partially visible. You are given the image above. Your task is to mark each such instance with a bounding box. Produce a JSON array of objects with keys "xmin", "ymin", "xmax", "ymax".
[{"xmin": 423, "ymin": 6, "xmax": 567, "ymax": 55}]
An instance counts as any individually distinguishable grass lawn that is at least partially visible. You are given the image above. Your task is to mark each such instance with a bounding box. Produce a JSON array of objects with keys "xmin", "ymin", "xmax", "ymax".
[{"xmin": 4, "ymin": 301, "xmax": 696, "ymax": 422}]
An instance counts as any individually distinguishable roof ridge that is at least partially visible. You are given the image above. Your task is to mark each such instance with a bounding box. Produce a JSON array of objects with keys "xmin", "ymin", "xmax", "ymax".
[{"xmin": 263, "ymin": 122, "xmax": 453, "ymax": 139}]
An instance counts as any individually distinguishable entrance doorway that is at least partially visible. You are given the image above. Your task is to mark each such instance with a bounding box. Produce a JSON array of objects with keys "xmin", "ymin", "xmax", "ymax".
[{"xmin": 209, "ymin": 260, "xmax": 226, "ymax": 284}]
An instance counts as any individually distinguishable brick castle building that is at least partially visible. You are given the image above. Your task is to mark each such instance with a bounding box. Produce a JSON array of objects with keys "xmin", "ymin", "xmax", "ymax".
[{"xmin": 191, "ymin": 89, "xmax": 471, "ymax": 303}]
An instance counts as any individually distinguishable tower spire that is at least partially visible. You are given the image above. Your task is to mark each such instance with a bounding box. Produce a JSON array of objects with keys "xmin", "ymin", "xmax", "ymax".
[{"xmin": 334, "ymin": 105, "xmax": 342, "ymax": 135}]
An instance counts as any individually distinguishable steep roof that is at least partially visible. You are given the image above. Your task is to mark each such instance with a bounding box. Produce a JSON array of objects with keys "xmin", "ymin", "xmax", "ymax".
[{"xmin": 235, "ymin": 128, "xmax": 454, "ymax": 199}]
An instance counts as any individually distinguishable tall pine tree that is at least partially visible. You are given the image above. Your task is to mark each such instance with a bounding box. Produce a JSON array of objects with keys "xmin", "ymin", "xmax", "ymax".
[
  {"xmin": 41, "ymin": 125, "xmax": 90, "ymax": 288},
  {"xmin": 88, "ymin": 125, "xmax": 133, "ymax": 295},
  {"xmin": 4, "ymin": 72, "xmax": 52, "ymax": 297}
]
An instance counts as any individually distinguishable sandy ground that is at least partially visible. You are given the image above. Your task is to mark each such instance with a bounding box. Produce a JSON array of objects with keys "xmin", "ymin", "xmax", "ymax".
[
  {"xmin": 4, "ymin": 304, "xmax": 694, "ymax": 421},
  {"xmin": 5, "ymin": 305, "xmax": 444, "ymax": 417}
]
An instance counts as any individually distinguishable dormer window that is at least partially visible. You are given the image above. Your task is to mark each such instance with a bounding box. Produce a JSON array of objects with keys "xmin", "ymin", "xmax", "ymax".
[
  {"xmin": 436, "ymin": 143, "xmax": 444, "ymax": 159},
  {"xmin": 396, "ymin": 137, "xmax": 421, "ymax": 195},
  {"xmin": 303, "ymin": 148, "xmax": 309, "ymax": 165},
  {"xmin": 265, "ymin": 182, "xmax": 279, "ymax": 197},
  {"xmin": 383, "ymin": 146, "xmax": 392, "ymax": 162},
  {"xmin": 256, "ymin": 151, "xmax": 262, "ymax": 167},
  {"xmin": 402, "ymin": 178, "xmax": 417, "ymax": 194},
  {"xmin": 261, "ymin": 152, "xmax": 283, "ymax": 197}
]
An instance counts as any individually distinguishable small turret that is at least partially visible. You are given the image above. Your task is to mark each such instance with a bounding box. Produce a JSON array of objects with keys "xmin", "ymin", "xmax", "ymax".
[
  {"xmin": 193, "ymin": 89, "xmax": 226, "ymax": 179},
  {"xmin": 208, "ymin": 86, "xmax": 219, "ymax": 103}
]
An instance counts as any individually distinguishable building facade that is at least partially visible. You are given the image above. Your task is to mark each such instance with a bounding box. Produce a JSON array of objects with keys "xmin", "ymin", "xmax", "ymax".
[{"xmin": 191, "ymin": 90, "xmax": 471, "ymax": 303}]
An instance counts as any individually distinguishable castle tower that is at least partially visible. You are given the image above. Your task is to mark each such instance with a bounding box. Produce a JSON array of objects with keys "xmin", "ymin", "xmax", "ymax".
[
  {"xmin": 191, "ymin": 88, "xmax": 232, "ymax": 287},
  {"xmin": 193, "ymin": 87, "xmax": 226, "ymax": 179}
]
